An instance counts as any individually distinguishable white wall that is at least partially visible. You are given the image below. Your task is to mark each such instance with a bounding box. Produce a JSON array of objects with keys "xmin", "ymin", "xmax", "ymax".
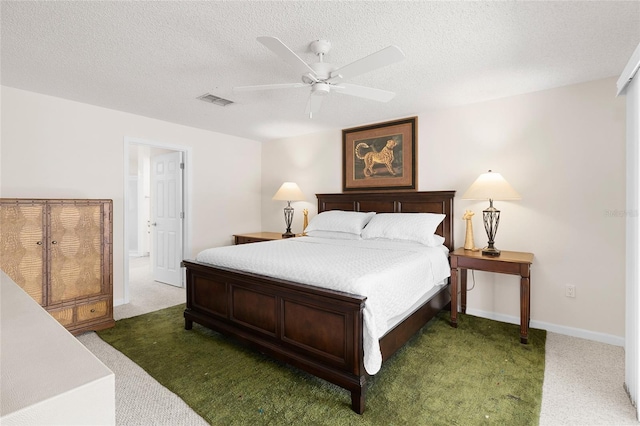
[
  {"xmin": 262, "ymin": 130, "xmax": 342, "ymax": 234},
  {"xmin": 1, "ymin": 78, "xmax": 626, "ymax": 343},
  {"xmin": 0, "ymin": 86, "xmax": 263, "ymax": 303},
  {"xmin": 262, "ymin": 77, "xmax": 626, "ymax": 343}
]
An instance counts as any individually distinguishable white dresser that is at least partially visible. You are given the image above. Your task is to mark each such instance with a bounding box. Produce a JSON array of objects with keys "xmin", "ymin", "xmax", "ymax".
[{"xmin": 0, "ymin": 271, "xmax": 115, "ymax": 425}]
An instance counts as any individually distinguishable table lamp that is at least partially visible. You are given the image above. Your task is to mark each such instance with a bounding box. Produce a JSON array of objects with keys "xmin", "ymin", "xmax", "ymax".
[
  {"xmin": 272, "ymin": 182, "xmax": 305, "ymax": 238},
  {"xmin": 461, "ymin": 170, "xmax": 521, "ymax": 256}
]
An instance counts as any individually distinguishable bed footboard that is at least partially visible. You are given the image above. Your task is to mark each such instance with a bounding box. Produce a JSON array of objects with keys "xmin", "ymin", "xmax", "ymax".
[{"xmin": 182, "ymin": 259, "xmax": 368, "ymax": 413}]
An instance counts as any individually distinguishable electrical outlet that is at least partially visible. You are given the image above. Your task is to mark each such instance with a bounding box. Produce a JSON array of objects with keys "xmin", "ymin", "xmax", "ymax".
[{"xmin": 565, "ymin": 284, "xmax": 576, "ymax": 298}]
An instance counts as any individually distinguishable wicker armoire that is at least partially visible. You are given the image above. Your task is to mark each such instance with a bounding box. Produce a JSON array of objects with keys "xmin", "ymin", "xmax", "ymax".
[{"xmin": 0, "ymin": 199, "xmax": 114, "ymax": 334}]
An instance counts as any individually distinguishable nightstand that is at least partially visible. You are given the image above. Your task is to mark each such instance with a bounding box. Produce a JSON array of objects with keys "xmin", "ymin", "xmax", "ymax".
[
  {"xmin": 234, "ymin": 232, "xmax": 298, "ymax": 245},
  {"xmin": 449, "ymin": 248, "xmax": 534, "ymax": 344}
]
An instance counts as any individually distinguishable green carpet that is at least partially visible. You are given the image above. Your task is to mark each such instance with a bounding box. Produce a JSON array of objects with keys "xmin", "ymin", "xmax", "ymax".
[{"xmin": 97, "ymin": 305, "xmax": 545, "ymax": 425}]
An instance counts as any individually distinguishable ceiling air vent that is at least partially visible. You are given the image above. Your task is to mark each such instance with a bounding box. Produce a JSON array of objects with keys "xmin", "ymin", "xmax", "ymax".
[{"xmin": 197, "ymin": 93, "xmax": 234, "ymax": 107}]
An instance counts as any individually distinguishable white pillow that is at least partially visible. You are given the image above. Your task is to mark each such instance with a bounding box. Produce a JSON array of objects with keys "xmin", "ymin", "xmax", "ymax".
[
  {"xmin": 305, "ymin": 210, "xmax": 375, "ymax": 235},
  {"xmin": 361, "ymin": 213, "xmax": 446, "ymax": 247},
  {"xmin": 430, "ymin": 234, "xmax": 446, "ymax": 246},
  {"xmin": 305, "ymin": 230, "xmax": 362, "ymax": 240}
]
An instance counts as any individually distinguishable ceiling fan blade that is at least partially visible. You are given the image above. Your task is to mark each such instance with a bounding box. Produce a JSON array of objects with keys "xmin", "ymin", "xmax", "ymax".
[
  {"xmin": 332, "ymin": 83, "xmax": 396, "ymax": 102},
  {"xmin": 330, "ymin": 45, "xmax": 405, "ymax": 81},
  {"xmin": 257, "ymin": 36, "xmax": 317, "ymax": 76},
  {"xmin": 233, "ymin": 82, "xmax": 307, "ymax": 92},
  {"xmin": 305, "ymin": 93, "xmax": 325, "ymax": 118}
]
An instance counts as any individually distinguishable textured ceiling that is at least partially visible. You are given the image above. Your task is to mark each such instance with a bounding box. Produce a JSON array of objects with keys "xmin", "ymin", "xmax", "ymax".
[{"xmin": 2, "ymin": 1, "xmax": 639, "ymax": 142}]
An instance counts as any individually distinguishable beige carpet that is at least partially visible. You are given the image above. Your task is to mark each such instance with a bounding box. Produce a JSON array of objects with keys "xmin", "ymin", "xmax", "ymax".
[
  {"xmin": 79, "ymin": 256, "xmax": 638, "ymax": 425},
  {"xmin": 79, "ymin": 332, "xmax": 208, "ymax": 426},
  {"xmin": 539, "ymin": 333, "xmax": 637, "ymax": 425},
  {"xmin": 78, "ymin": 256, "xmax": 208, "ymax": 425},
  {"xmin": 112, "ymin": 256, "xmax": 187, "ymax": 321}
]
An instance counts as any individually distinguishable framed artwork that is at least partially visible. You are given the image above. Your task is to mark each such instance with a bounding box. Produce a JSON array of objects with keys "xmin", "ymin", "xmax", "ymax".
[{"xmin": 342, "ymin": 116, "xmax": 417, "ymax": 191}]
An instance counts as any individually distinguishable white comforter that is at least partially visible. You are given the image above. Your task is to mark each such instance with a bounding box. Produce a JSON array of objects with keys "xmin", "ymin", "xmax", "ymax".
[{"xmin": 196, "ymin": 237, "xmax": 450, "ymax": 375}]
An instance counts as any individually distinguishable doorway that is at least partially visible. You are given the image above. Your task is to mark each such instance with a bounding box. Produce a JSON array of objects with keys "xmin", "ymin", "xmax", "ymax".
[{"xmin": 123, "ymin": 137, "xmax": 192, "ymax": 305}]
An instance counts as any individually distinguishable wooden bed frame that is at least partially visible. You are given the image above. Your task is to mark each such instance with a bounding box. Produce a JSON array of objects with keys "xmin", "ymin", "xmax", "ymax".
[{"xmin": 182, "ymin": 191, "xmax": 455, "ymax": 414}]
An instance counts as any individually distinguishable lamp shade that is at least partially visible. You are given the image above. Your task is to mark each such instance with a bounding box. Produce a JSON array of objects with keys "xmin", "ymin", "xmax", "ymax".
[
  {"xmin": 272, "ymin": 182, "xmax": 305, "ymax": 201},
  {"xmin": 461, "ymin": 170, "xmax": 521, "ymax": 201}
]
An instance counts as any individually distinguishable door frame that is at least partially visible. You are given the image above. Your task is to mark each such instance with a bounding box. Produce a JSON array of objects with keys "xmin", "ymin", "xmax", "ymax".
[
  {"xmin": 122, "ymin": 136, "xmax": 192, "ymax": 305},
  {"xmin": 619, "ymin": 41, "xmax": 640, "ymax": 418}
]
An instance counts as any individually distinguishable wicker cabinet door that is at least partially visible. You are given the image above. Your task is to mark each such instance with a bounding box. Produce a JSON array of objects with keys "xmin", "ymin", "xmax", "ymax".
[
  {"xmin": 0, "ymin": 201, "xmax": 46, "ymax": 305},
  {"xmin": 48, "ymin": 202, "xmax": 105, "ymax": 304}
]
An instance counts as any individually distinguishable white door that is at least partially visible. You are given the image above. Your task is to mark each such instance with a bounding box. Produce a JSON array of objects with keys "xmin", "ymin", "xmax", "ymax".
[{"xmin": 151, "ymin": 151, "xmax": 183, "ymax": 287}]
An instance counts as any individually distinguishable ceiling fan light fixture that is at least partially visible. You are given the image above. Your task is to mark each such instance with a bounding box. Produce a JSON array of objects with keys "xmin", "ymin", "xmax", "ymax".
[{"xmin": 312, "ymin": 83, "xmax": 331, "ymax": 96}]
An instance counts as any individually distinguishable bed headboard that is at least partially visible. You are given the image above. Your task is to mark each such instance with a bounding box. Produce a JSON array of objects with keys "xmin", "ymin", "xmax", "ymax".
[{"xmin": 316, "ymin": 191, "xmax": 455, "ymax": 251}]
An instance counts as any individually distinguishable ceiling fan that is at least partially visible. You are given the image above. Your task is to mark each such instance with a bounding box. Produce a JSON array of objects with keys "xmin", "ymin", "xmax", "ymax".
[{"xmin": 233, "ymin": 36, "xmax": 406, "ymax": 118}]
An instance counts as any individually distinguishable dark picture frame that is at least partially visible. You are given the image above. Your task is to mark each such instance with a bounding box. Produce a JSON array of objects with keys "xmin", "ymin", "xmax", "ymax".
[{"xmin": 342, "ymin": 116, "xmax": 417, "ymax": 191}]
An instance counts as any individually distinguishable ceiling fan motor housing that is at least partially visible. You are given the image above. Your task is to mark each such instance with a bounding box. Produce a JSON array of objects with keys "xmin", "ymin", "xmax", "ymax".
[{"xmin": 310, "ymin": 62, "xmax": 334, "ymax": 80}]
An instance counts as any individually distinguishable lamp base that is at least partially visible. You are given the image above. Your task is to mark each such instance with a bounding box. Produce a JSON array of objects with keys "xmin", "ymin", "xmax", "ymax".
[
  {"xmin": 482, "ymin": 246, "xmax": 501, "ymax": 256},
  {"xmin": 282, "ymin": 203, "xmax": 295, "ymax": 239},
  {"xmin": 482, "ymin": 201, "xmax": 501, "ymax": 257}
]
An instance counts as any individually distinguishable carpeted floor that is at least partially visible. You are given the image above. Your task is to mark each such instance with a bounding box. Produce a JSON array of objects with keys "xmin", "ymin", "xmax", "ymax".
[
  {"xmin": 97, "ymin": 305, "xmax": 546, "ymax": 425},
  {"xmin": 77, "ymin": 256, "xmax": 639, "ymax": 425},
  {"xmin": 113, "ymin": 256, "xmax": 187, "ymax": 321}
]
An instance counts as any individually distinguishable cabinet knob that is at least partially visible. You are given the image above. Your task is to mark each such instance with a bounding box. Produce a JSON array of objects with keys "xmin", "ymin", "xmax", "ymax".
[
  {"xmin": 90, "ymin": 308, "xmax": 96, "ymax": 313},
  {"xmin": 51, "ymin": 241, "xmax": 58, "ymax": 245},
  {"xmin": 36, "ymin": 241, "xmax": 43, "ymax": 245}
]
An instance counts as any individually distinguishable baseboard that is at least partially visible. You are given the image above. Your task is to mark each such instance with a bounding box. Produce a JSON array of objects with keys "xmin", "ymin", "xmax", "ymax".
[
  {"xmin": 113, "ymin": 298, "xmax": 125, "ymax": 307},
  {"xmin": 466, "ymin": 308, "xmax": 625, "ymax": 347}
]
